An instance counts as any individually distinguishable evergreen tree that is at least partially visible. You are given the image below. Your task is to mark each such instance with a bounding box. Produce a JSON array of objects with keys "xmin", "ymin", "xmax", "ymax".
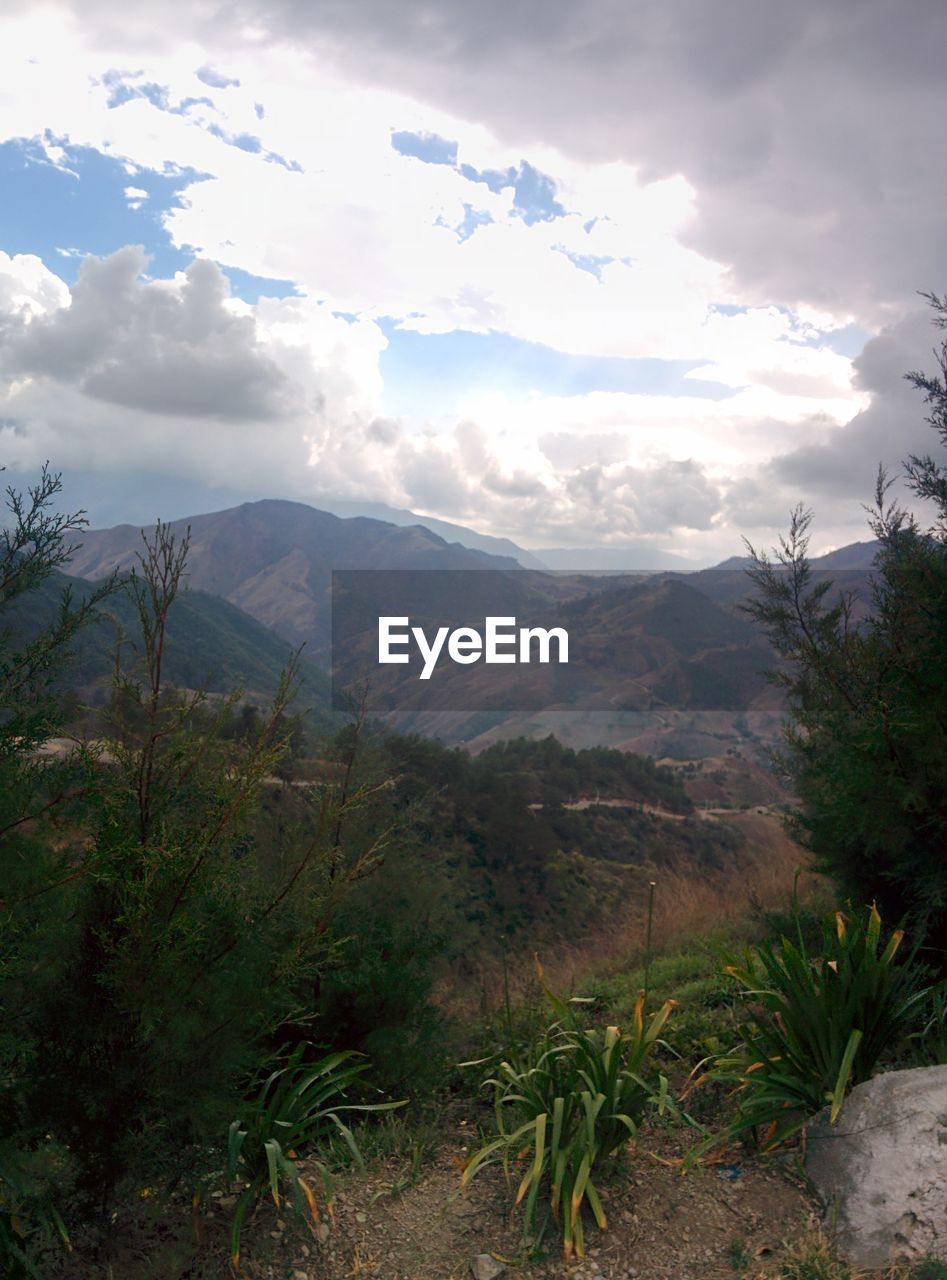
[{"xmin": 744, "ymin": 295, "xmax": 947, "ymax": 950}]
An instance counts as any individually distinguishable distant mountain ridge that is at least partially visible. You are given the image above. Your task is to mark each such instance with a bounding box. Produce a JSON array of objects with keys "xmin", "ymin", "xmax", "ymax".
[
  {"xmin": 311, "ymin": 497, "xmax": 548, "ymax": 568},
  {"xmin": 64, "ymin": 501, "xmax": 883, "ymax": 760},
  {"xmin": 536, "ymin": 546, "xmax": 703, "ymax": 571},
  {"xmin": 66, "ymin": 499, "xmax": 522, "ymax": 652},
  {"xmin": 708, "ymin": 540, "xmax": 879, "ymax": 572}
]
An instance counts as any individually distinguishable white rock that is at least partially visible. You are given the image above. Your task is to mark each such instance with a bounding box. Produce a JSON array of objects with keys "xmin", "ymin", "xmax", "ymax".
[
  {"xmin": 469, "ymin": 1254, "xmax": 506, "ymax": 1280},
  {"xmin": 806, "ymin": 1063, "xmax": 947, "ymax": 1269}
]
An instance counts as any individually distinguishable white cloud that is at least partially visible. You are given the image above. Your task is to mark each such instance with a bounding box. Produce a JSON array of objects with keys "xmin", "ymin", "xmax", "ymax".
[
  {"xmin": 0, "ymin": 7, "xmax": 865, "ymax": 368},
  {"xmin": 1, "ymin": 2, "xmax": 942, "ymax": 561}
]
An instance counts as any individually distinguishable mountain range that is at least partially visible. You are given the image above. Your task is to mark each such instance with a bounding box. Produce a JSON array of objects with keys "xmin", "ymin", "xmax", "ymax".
[
  {"xmin": 65, "ymin": 499, "xmax": 520, "ymax": 651},
  {"xmin": 60, "ymin": 497, "xmax": 882, "ymax": 752}
]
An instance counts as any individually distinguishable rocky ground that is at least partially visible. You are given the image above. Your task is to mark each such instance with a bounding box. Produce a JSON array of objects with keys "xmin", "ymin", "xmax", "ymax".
[{"xmin": 49, "ymin": 1114, "xmax": 819, "ymax": 1280}]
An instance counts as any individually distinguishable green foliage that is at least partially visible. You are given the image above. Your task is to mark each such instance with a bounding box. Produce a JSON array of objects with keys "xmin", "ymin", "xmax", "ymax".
[
  {"xmin": 0, "ymin": 558, "xmax": 333, "ymax": 719},
  {"xmin": 371, "ymin": 728, "xmax": 741, "ymax": 953},
  {"xmin": 691, "ymin": 905, "xmax": 936, "ymax": 1154},
  {"xmin": 907, "ymin": 988, "xmax": 947, "ymax": 1066},
  {"xmin": 1, "ymin": 467, "xmax": 117, "ymax": 1273},
  {"xmin": 2, "ymin": 495, "xmax": 395, "ymax": 1243},
  {"xmin": 743, "ymin": 294, "xmax": 947, "ymax": 948},
  {"xmin": 461, "ymin": 969, "xmax": 675, "ymax": 1258},
  {"xmin": 0, "ymin": 1142, "xmax": 70, "ymax": 1278},
  {"xmin": 728, "ymin": 1235, "xmax": 750, "ymax": 1270},
  {"xmin": 221, "ymin": 1044, "xmax": 404, "ymax": 1271},
  {"xmin": 315, "ymin": 869, "xmax": 450, "ymax": 1095},
  {"xmin": 904, "ymin": 1261, "xmax": 947, "ymax": 1280},
  {"xmin": 477, "ymin": 736, "xmax": 691, "ymax": 812}
]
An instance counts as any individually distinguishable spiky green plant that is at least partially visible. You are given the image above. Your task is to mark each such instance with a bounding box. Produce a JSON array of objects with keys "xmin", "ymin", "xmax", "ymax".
[
  {"xmin": 0, "ymin": 1144, "xmax": 70, "ymax": 1278},
  {"xmin": 689, "ymin": 904, "xmax": 937, "ymax": 1155},
  {"xmin": 462, "ymin": 966, "xmax": 674, "ymax": 1258},
  {"xmin": 221, "ymin": 1045, "xmax": 405, "ymax": 1272}
]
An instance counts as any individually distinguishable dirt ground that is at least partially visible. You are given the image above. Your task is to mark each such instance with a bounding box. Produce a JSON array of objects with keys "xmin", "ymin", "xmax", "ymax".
[{"xmin": 48, "ymin": 1114, "xmax": 820, "ymax": 1280}]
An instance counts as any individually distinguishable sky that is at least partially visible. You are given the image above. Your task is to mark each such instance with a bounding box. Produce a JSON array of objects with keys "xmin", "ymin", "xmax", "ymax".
[{"xmin": 1, "ymin": 0, "xmax": 945, "ymax": 561}]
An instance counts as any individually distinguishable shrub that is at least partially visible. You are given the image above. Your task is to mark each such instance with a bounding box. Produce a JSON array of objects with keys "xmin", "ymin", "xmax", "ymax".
[
  {"xmin": 3, "ymin": 511, "xmax": 395, "ymax": 1230},
  {"xmin": 689, "ymin": 904, "xmax": 937, "ymax": 1155},
  {"xmin": 221, "ymin": 1044, "xmax": 405, "ymax": 1271},
  {"xmin": 0, "ymin": 1142, "xmax": 70, "ymax": 1279},
  {"xmin": 461, "ymin": 968, "xmax": 675, "ymax": 1258}
]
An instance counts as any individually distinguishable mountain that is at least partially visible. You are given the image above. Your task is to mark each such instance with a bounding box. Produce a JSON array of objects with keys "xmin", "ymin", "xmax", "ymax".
[
  {"xmin": 5, "ymin": 567, "xmax": 332, "ymax": 718},
  {"xmin": 334, "ymin": 573, "xmax": 773, "ymax": 720},
  {"xmin": 537, "ymin": 546, "xmax": 705, "ymax": 571},
  {"xmin": 692, "ymin": 539, "xmax": 880, "ymax": 608},
  {"xmin": 64, "ymin": 499, "xmax": 522, "ymax": 652},
  {"xmin": 311, "ymin": 497, "xmax": 548, "ymax": 568},
  {"xmin": 709, "ymin": 540, "xmax": 879, "ymax": 573}
]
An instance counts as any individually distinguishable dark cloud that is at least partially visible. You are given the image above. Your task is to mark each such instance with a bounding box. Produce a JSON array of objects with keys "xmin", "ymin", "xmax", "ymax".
[
  {"xmin": 17, "ymin": 1, "xmax": 947, "ymax": 324},
  {"xmin": 222, "ymin": 0, "xmax": 947, "ymax": 324},
  {"xmin": 5, "ymin": 247, "xmax": 299, "ymax": 421},
  {"xmin": 766, "ymin": 306, "xmax": 939, "ymax": 499}
]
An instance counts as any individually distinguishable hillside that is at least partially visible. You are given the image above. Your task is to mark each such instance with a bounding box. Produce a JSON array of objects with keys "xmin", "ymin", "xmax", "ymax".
[
  {"xmin": 335, "ymin": 574, "xmax": 774, "ymax": 718},
  {"xmin": 64, "ymin": 499, "xmax": 522, "ymax": 650},
  {"xmin": 2, "ymin": 566, "xmax": 331, "ymax": 716}
]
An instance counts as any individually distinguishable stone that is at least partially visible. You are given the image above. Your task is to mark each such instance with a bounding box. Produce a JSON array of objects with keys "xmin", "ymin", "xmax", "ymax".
[
  {"xmin": 805, "ymin": 1063, "xmax": 947, "ymax": 1269},
  {"xmin": 469, "ymin": 1254, "xmax": 506, "ymax": 1280}
]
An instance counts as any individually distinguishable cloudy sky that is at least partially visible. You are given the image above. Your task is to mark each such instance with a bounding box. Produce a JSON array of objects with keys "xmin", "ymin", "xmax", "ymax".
[{"xmin": 1, "ymin": 0, "xmax": 945, "ymax": 560}]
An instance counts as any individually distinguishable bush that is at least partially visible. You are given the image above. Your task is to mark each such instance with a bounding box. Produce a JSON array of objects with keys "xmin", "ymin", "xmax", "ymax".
[
  {"xmin": 0, "ymin": 1142, "xmax": 71, "ymax": 1279},
  {"xmin": 690, "ymin": 904, "xmax": 937, "ymax": 1155},
  {"xmin": 2, "ymin": 504, "xmax": 394, "ymax": 1241},
  {"xmin": 220, "ymin": 1044, "xmax": 404, "ymax": 1271},
  {"xmin": 461, "ymin": 968, "xmax": 675, "ymax": 1258}
]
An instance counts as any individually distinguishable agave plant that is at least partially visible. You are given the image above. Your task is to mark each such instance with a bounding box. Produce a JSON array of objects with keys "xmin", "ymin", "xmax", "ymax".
[
  {"xmin": 462, "ymin": 968, "xmax": 674, "ymax": 1259},
  {"xmin": 221, "ymin": 1045, "xmax": 405, "ymax": 1272},
  {"xmin": 688, "ymin": 903, "xmax": 938, "ymax": 1156}
]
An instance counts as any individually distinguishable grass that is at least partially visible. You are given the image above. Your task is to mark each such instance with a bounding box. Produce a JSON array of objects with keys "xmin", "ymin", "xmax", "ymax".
[
  {"xmin": 771, "ymin": 1233, "xmax": 859, "ymax": 1279},
  {"xmin": 728, "ymin": 1234, "xmax": 750, "ymax": 1269},
  {"xmin": 335, "ymin": 1109, "xmax": 443, "ymax": 1201}
]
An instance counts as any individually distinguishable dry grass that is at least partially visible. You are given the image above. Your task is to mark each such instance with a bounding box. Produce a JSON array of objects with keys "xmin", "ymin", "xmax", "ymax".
[{"xmin": 450, "ymin": 809, "xmax": 827, "ymax": 1016}]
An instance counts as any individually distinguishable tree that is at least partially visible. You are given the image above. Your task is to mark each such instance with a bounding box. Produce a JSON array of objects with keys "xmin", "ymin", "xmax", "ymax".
[
  {"xmin": 1, "ymin": 466, "xmax": 117, "ymax": 1271},
  {"xmin": 2, "ymin": 488, "xmax": 394, "ymax": 1264},
  {"xmin": 743, "ymin": 295, "xmax": 947, "ymax": 951}
]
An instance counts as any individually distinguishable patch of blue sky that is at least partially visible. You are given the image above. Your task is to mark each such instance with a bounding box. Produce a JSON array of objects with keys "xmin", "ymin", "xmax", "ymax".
[
  {"xmin": 708, "ymin": 302, "xmax": 870, "ymax": 357},
  {"xmin": 809, "ymin": 322, "xmax": 872, "ymax": 358},
  {"xmin": 389, "ymin": 131, "xmax": 566, "ymax": 225},
  {"xmin": 435, "ymin": 204, "xmax": 493, "ymax": 243},
  {"xmin": 102, "ymin": 70, "xmax": 213, "ymax": 117},
  {"xmin": 219, "ymin": 265, "xmax": 298, "ymax": 302},
  {"xmin": 196, "ymin": 66, "xmax": 241, "ymax": 90},
  {"xmin": 102, "ymin": 71, "xmax": 301, "ymax": 171},
  {"xmin": 0, "ymin": 136, "xmax": 203, "ymax": 281},
  {"xmin": 391, "ymin": 130, "xmax": 458, "ymax": 166},
  {"xmin": 206, "ymin": 122, "xmax": 261, "ymax": 153},
  {"xmin": 377, "ymin": 323, "xmax": 738, "ymax": 416},
  {"xmin": 554, "ymin": 245, "xmax": 629, "ymax": 281},
  {"xmin": 201, "ymin": 122, "xmax": 301, "ymax": 171},
  {"xmin": 458, "ymin": 159, "xmax": 566, "ymax": 224}
]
